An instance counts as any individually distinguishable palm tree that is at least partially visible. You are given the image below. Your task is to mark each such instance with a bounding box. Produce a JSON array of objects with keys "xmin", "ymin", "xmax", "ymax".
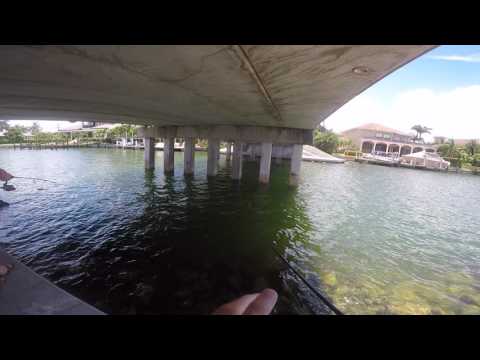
[
  {"xmin": 0, "ymin": 120, "xmax": 9, "ymax": 131},
  {"xmin": 30, "ymin": 122, "xmax": 41, "ymax": 135},
  {"xmin": 465, "ymin": 140, "xmax": 478, "ymax": 156},
  {"xmin": 411, "ymin": 125, "xmax": 432, "ymax": 143}
]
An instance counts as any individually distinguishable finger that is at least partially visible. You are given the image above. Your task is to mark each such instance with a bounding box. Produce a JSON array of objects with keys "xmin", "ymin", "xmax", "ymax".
[
  {"xmin": 212, "ymin": 293, "xmax": 260, "ymax": 315},
  {"xmin": 0, "ymin": 265, "xmax": 10, "ymax": 276},
  {"xmin": 243, "ymin": 288, "xmax": 278, "ymax": 315}
]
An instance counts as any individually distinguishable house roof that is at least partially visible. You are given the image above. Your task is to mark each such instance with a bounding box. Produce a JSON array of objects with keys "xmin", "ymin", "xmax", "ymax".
[{"xmin": 341, "ymin": 123, "xmax": 411, "ymax": 136}]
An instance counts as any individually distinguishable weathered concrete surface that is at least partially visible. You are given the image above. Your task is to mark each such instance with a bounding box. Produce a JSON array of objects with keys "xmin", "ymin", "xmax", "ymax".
[
  {"xmin": 139, "ymin": 125, "xmax": 313, "ymax": 145},
  {"xmin": 207, "ymin": 139, "xmax": 220, "ymax": 177},
  {"xmin": 144, "ymin": 137, "xmax": 155, "ymax": 169},
  {"xmin": 289, "ymin": 145, "xmax": 303, "ymax": 186},
  {"xmin": 0, "ymin": 249, "xmax": 104, "ymax": 315},
  {"xmin": 164, "ymin": 137, "xmax": 175, "ymax": 173},
  {"xmin": 259, "ymin": 142, "xmax": 273, "ymax": 184},
  {"xmin": 0, "ymin": 46, "xmax": 434, "ymax": 129},
  {"xmin": 184, "ymin": 137, "xmax": 195, "ymax": 175}
]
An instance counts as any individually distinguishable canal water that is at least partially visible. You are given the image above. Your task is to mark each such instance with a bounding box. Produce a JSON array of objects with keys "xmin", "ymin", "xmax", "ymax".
[{"xmin": 1, "ymin": 148, "xmax": 480, "ymax": 315}]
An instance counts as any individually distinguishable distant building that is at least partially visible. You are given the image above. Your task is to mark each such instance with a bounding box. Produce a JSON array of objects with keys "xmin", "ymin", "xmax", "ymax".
[
  {"xmin": 341, "ymin": 123, "xmax": 437, "ymax": 155},
  {"xmin": 57, "ymin": 122, "xmax": 118, "ymax": 133},
  {"xmin": 23, "ymin": 131, "xmax": 34, "ymax": 141},
  {"xmin": 451, "ymin": 138, "xmax": 480, "ymax": 146},
  {"xmin": 433, "ymin": 136, "xmax": 448, "ymax": 145}
]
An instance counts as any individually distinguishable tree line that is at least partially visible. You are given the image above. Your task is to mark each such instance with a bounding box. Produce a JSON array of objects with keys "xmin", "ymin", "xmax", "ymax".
[
  {"xmin": 0, "ymin": 121, "xmax": 139, "ymax": 145},
  {"xmin": 436, "ymin": 140, "xmax": 480, "ymax": 168}
]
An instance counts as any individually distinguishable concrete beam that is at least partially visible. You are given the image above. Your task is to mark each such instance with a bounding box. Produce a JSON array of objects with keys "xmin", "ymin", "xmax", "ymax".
[
  {"xmin": 144, "ymin": 137, "xmax": 155, "ymax": 170},
  {"xmin": 184, "ymin": 137, "xmax": 195, "ymax": 175},
  {"xmin": 207, "ymin": 139, "xmax": 220, "ymax": 177},
  {"xmin": 164, "ymin": 137, "xmax": 175, "ymax": 174},
  {"xmin": 289, "ymin": 144, "xmax": 303, "ymax": 186},
  {"xmin": 232, "ymin": 141, "xmax": 244, "ymax": 180},
  {"xmin": 259, "ymin": 142, "xmax": 273, "ymax": 184},
  {"xmin": 139, "ymin": 125, "xmax": 313, "ymax": 145}
]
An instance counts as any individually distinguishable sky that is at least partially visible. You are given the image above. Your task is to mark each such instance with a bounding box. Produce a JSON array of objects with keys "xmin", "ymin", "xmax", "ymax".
[
  {"xmin": 324, "ymin": 45, "xmax": 480, "ymax": 141},
  {"xmin": 8, "ymin": 45, "xmax": 480, "ymax": 141}
]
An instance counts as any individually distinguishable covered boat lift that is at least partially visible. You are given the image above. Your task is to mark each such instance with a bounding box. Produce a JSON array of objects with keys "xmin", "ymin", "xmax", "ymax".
[{"xmin": 400, "ymin": 151, "xmax": 450, "ymax": 170}]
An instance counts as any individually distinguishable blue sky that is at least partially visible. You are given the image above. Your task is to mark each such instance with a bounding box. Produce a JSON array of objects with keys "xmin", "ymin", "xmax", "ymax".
[
  {"xmin": 325, "ymin": 45, "xmax": 480, "ymax": 140},
  {"xmin": 10, "ymin": 45, "xmax": 480, "ymax": 140},
  {"xmin": 370, "ymin": 46, "xmax": 480, "ymax": 97}
]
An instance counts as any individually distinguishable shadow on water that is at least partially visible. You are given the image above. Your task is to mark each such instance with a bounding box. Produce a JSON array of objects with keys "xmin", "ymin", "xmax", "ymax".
[{"xmin": 50, "ymin": 159, "xmax": 328, "ymax": 314}]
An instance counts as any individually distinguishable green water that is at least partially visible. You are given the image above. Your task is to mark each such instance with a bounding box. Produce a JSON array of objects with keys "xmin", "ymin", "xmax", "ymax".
[{"xmin": 1, "ymin": 148, "xmax": 479, "ymax": 314}]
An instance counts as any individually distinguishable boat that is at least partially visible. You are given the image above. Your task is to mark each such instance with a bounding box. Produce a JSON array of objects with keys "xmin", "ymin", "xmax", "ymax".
[
  {"xmin": 155, "ymin": 142, "xmax": 185, "ymax": 151},
  {"xmin": 356, "ymin": 151, "xmax": 400, "ymax": 167}
]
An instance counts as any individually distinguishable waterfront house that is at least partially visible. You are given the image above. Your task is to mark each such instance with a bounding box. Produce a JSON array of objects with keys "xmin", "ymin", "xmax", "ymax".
[{"xmin": 341, "ymin": 123, "xmax": 437, "ymax": 155}]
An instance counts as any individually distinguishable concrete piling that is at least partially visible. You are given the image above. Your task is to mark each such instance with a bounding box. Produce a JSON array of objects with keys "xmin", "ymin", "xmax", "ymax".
[
  {"xmin": 164, "ymin": 137, "xmax": 175, "ymax": 174},
  {"xmin": 144, "ymin": 137, "xmax": 155, "ymax": 170},
  {"xmin": 184, "ymin": 137, "xmax": 195, "ymax": 175},
  {"xmin": 207, "ymin": 139, "xmax": 220, "ymax": 177},
  {"xmin": 232, "ymin": 141, "xmax": 244, "ymax": 180},
  {"xmin": 289, "ymin": 144, "xmax": 303, "ymax": 186},
  {"xmin": 259, "ymin": 142, "xmax": 272, "ymax": 184},
  {"xmin": 226, "ymin": 142, "xmax": 232, "ymax": 161}
]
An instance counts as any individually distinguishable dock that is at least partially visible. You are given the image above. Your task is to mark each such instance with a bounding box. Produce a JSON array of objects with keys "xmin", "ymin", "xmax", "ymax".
[{"xmin": 0, "ymin": 249, "xmax": 104, "ymax": 315}]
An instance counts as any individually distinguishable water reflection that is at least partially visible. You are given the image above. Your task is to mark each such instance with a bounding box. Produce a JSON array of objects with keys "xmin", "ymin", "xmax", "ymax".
[{"xmin": 26, "ymin": 154, "xmax": 323, "ymax": 314}]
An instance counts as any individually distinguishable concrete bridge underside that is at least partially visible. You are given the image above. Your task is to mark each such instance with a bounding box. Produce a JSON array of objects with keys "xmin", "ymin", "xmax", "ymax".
[{"xmin": 0, "ymin": 45, "xmax": 435, "ymax": 184}]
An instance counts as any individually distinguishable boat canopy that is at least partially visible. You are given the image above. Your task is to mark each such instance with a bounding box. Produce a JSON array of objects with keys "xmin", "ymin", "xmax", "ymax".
[{"xmin": 401, "ymin": 151, "xmax": 450, "ymax": 169}]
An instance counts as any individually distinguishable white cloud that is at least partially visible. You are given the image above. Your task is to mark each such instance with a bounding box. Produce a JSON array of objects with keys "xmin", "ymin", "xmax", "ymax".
[
  {"xmin": 429, "ymin": 54, "xmax": 480, "ymax": 63},
  {"xmin": 325, "ymin": 85, "xmax": 480, "ymax": 140}
]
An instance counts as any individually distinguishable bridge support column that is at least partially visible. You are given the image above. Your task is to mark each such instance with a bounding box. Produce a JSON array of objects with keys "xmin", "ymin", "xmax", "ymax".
[
  {"xmin": 250, "ymin": 144, "xmax": 256, "ymax": 161},
  {"xmin": 289, "ymin": 144, "xmax": 303, "ymax": 186},
  {"xmin": 144, "ymin": 137, "xmax": 155, "ymax": 170},
  {"xmin": 232, "ymin": 141, "xmax": 244, "ymax": 180},
  {"xmin": 207, "ymin": 139, "xmax": 220, "ymax": 177},
  {"xmin": 259, "ymin": 142, "xmax": 272, "ymax": 184},
  {"xmin": 226, "ymin": 142, "xmax": 232, "ymax": 161},
  {"xmin": 184, "ymin": 137, "xmax": 195, "ymax": 176},
  {"xmin": 164, "ymin": 137, "xmax": 175, "ymax": 174}
]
